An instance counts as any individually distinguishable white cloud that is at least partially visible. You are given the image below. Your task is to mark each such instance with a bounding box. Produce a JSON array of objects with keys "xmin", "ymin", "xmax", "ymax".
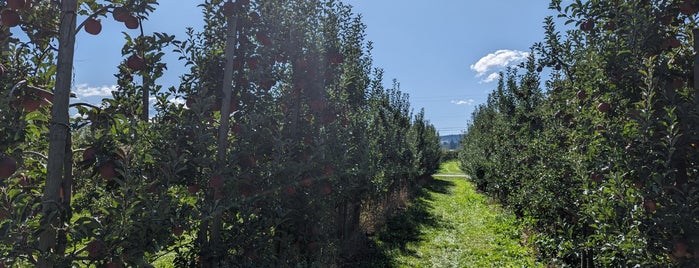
[
  {"xmin": 168, "ymin": 97, "xmax": 186, "ymax": 105},
  {"xmin": 483, "ymin": 73, "xmax": 501, "ymax": 83},
  {"xmin": 74, "ymin": 83, "xmax": 117, "ymax": 98},
  {"xmin": 451, "ymin": 99, "xmax": 475, "ymax": 105},
  {"xmin": 470, "ymin": 50, "xmax": 529, "ymax": 83}
]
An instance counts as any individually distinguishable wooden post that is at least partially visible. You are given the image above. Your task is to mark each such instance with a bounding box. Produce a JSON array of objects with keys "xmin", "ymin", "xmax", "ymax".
[
  {"xmin": 208, "ymin": 3, "xmax": 238, "ymax": 263},
  {"xmin": 142, "ymin": 73, "xmax": 150, "ymax": 121},
  {"xmin": 694, "ymin": 28, "xmax": 699, "ymax": 105},
  {"xmin": 38, "ymin": 0, "xmax": 78, "ymax": 266}
]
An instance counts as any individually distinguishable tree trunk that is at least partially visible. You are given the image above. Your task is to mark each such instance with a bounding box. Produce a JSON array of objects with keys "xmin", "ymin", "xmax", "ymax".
[{"xmin": 37, "ymin": 0, "xmax": 78, "ymax": 266}]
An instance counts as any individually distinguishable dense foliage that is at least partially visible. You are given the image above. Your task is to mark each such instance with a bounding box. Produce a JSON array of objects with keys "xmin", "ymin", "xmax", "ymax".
[
  {"xmin": 460, "ymin": 0, "xmax": 699, "ymax": 266},
  {"xmin": 0, "ymin": 0, "xmax": 441, "ymax": 266}
]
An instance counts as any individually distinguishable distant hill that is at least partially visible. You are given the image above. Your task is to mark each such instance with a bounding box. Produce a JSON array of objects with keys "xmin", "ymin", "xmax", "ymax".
[{"xmin": 440, "ymin": 134, "xmax": 462, "ymax": 150}]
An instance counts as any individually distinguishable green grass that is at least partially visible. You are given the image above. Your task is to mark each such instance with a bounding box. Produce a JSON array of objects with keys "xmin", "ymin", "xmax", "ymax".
[
  {"xmin": 437, "ymin": 160, "xmax": 463, "ymax": 175},
  {"xmin": 364, "ymin": 172, "xmax": 542, "ymax": 267}
]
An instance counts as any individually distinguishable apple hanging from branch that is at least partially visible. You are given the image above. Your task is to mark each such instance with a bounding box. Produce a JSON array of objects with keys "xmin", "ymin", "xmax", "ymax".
[
  {"xmin": 84, "ymin": 18, "xmax": 102, "ymax": 35},
  {"xmin": 112, "ymin": 6, "xmax": 129, "ymax": 22},
  {"xmin": 0, "ymin": 156, "xmax": 18, "ymax": 179},
  {"xmin": 0, "ymin": 9, "xmax": 21, "ymax": 27}
]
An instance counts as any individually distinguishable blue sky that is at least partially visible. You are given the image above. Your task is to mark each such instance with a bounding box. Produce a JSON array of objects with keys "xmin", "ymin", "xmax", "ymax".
[{"xmin": 68, "ymin": 1, "xmax": 556, "ymax": 136}]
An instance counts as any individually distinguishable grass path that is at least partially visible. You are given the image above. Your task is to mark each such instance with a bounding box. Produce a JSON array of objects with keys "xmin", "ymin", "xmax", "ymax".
[{"xmin": 365, "ymin": 161, "xmax": 541, "ymax": 267}]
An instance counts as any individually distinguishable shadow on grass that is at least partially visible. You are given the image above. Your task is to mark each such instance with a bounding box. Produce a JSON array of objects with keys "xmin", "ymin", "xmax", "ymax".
[
  {"xmin": 347, "ymin": 177, "xmax": 455, "ymax": 267},
  {"xmin": 423, "ymin": 176, "xmax": 455, "ymax": 195}
]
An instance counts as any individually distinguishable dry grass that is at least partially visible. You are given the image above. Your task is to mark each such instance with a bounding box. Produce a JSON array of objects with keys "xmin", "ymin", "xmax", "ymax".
[{"xmin": 359, "ymin": 182, "xmax": 413, "ymax": 236}]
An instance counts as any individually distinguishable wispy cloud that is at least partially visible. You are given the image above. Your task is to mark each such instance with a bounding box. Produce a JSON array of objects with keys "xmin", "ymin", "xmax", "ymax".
[
  {"xmin": 483, "ymin": 73, "xmax": 501, "ymax": 83},
  {"xmin": 470, "ymin": 50, "xmax": 529, "ymax": 83},
  {"xmin": 451, "ymin": 99, "xmax": 475, "ymax": 105},
  {"xmin": 74, "ymin": 83, "xmax": 117, "ymax": 98}
]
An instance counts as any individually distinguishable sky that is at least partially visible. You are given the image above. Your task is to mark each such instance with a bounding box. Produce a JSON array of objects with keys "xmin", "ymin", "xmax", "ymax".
[{"xmin": 65, "ymin": 1, "xmax": 557, "ymax": 136}]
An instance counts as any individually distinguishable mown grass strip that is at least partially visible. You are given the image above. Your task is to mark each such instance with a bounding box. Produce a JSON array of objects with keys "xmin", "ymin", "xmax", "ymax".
[
  {"xmin": 366, "ymin": 161, "xmax": 541, "ymax": 267},
  {"xmin": 437, "ymin": 160, "xmax": 462, "ymax": 175}
]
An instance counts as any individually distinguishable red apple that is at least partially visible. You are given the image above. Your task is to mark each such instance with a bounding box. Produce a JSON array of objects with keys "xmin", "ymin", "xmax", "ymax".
[
  {"xmin": 86, "ymin": 239, "xmax": 106, "ymax": 259},
  {"xmin": 185, "ymin": 97, "xmax": 196, "ymax": 108},
  {"xmin": 31, "ymin": 88, "xmax": 54, "ymax": 102},
  {"xmin": 188, "ymin": 184, "xmax": 200, "ymax": 194},
  {"xmin": 0, "ymin": 9, "xmax": 21, "ymax": 27},
  {"xmin": 148, "ymin": 183, "xmax": 159, "ymax": 193},
  {"xmin": 664, "ymin": 37, "xmax": 681, "ymax": 49},
  {"xmin": 536, "ymin": 66, "xmax": 543, "ymax": 72},
  {"xmin": 603, "ymin": 21, "xmax": 615, "ymax": 31},
  {"xmin": 576, "ymin": 90, "xmax": 587, "ymax": 100},
  {"xmin": 260, "ymin": 79, "xmax": 274, "ymax": 91},
  {"xmin": 301, "ymin": 177, "xmax": 313, "ymax": 187},
  {"xmin": 249, "ymin": 11, "xmax": 260, "ymax": 23},
  {"xmin": 320, "ymin": 185, "xmax": 332, "ymax": 195},
  {"xmin": 324, "ymin": 165, "xmax": 335, "ymax": 177},
  {"xmin": 596, "ymin": 102, "xmax": 611, "ymax": 113},
  {"xmin": 112, "ymin": 6, "xmax": 129, "ymax": 22},
  {"xmin": 323, "ymin": 114, "xmax": 337, "ymax": 124},
  {"xmin": 672, "ymin": 78, "xmax": 684, "ymax": 89},
  {"xmin": 246, "ymin": 57, "xmax": 259, "ymax": 69},
  {"xmin": 82, "ymin": 147, "xmax": 97, "ymax": 163},
  {"xmin": 673, "ymin": 241, "xmax": 690, "ymax": 258},
  {"xmin": 6, "ymin": 0, "xmax": 26, "ymax": 9},
  {"xmin": 255, "ymin": 31, "xmax": 272, "ymax": 46},
  {"xmin": 580, "ymin": 20, "xmax": 593, "ymax": 32},
  {"xmin": 590, "ymin": 173, "xmax": 602, "ymax": 183},
  {"xmin": 124, "ymin": 15, "xmax": 139, "ymax": 29},
  {"xmin": 209, "ymin": 175, "xmax": 224, "ymax": 189},
  {"xmin": 661, "ymin": 15, "xmax": 674, "ymax": 26},
  {"xmin": 18, "ymin": 173, "xmax": 30, "ymax": 187},
  {"xmin": 126, "ymin": 54, "xmax": 145, "ymax": 71},
  {"xmin": 283, "ymin": 186, "xmax": 296, "ymax": 196},
  {"xmin": 227, "ymin": 99, "xmax": 240, "ymax": 112},
  {"xmin": 679, "ymin": 0, "xmax": 699, "ymax": 15},
  {"xmin": 20, "ymin": 99, "xmax": 43, "ymax": 112},
  {"xmin": 105, "ymin": 262, "xmax": 123, "ymax": 268},
  {"xmin": 0, "ymin": 157, "xmax": 18, "ymax": 179},
  {"xmin": 173, "ymin": 226, "xmax": 184, "ymax": 236},
  {"xmin": 595, "ymin": 125, "xmax": 605, "ymax": 131},
  {"xmin": 329, "ymin": 53, "xmax": 344, "ymax": 64},
  {"xmin": 232, "ymin": 58, "xmax": 244, "ymax": 70},
  {"xmin": 231, "ymin": 123, "xmax": 242, "ymax": 134},
  {"xmin": 84, "ymin": 18, "xmax": 102, "ymax": 35},
  {"xmin": 303, "ymin": 136, "xmax": 313, "ymax": 145},
  {"xmin": 238, "ymin": 184, "xmax": 253, "ymax": 197},
  {"xmin": 239, "ymin": 0, "xmax": 250, "ymax": 5},
  {"xmin": 98, "ymin": 161, "xmax": 117, "ymax": 180},
  {"xmin": 243, "ymin": 156, "xmax": 257, "ymax": 167},
  {"xmin": 643, "ymin": 199, "xmax": 656, "ymax": 212}
]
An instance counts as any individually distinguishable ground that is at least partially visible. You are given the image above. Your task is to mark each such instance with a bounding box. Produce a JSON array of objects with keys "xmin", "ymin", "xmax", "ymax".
[{"xmin": 362, "ymin": 161, "xmax": 541, "ymax": 267}]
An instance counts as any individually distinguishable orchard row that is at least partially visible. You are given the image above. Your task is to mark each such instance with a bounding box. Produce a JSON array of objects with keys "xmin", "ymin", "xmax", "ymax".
[
  {"xmin": 460, "ymin": 0, "xmax": 699, "ymax": 266},
  {"xmin": 0, "ymin": 0, "xmax": 441, "ymax": 267}
]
